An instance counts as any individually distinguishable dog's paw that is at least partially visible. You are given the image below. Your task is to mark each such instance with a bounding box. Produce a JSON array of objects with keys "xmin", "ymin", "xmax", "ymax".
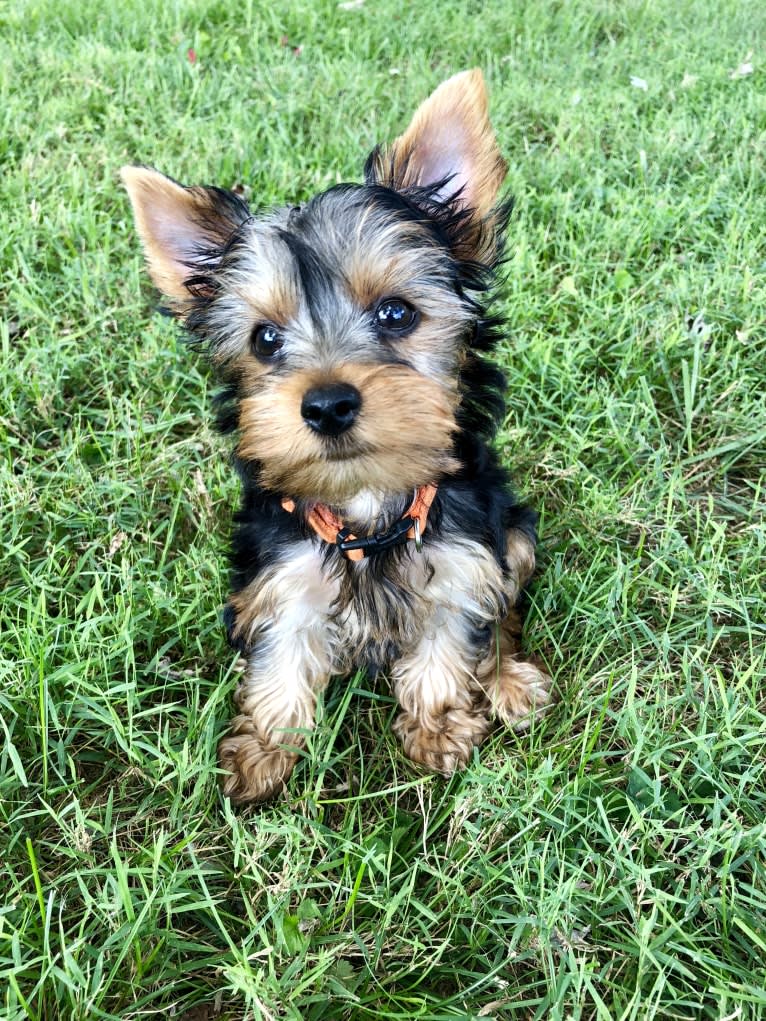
[
  {"xmin": 393, "ymin": 707, "xmax": 490, "ymax": 776},
  {"xmin": 484, "ymin": 659, "xmax": 555, "ymax": 731},
  {"xmin": 218, "ymin": 715, "xmax": 297, "ymax": 803}
]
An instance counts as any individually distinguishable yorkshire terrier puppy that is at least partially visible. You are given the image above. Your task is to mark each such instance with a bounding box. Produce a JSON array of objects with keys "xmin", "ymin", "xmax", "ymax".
[{"xmin": 122, "ymin": 69, "xmax": 553, "ymax": 803}]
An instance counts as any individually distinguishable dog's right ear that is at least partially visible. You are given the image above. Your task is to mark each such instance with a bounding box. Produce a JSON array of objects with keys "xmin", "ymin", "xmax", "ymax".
[{"xmin": 121, "ymin": 166, "xmax": 249, "ymax": 307}]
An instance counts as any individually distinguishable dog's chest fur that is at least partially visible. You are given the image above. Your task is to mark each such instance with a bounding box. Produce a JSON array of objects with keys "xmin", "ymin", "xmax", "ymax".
[{"xmin": 326, "ymin": 534, "xmax": 506, "ymax": 674}]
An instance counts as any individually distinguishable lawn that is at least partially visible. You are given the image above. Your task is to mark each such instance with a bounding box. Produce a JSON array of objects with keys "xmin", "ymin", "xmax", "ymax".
[{"xmin": 1, "ymin": 0, "xmax": 765, "ymax": 1018}]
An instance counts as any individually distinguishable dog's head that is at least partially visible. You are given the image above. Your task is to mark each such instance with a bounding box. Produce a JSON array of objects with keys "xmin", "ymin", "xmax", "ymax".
[{"xmin": 123, "ymin": 69, "xmax": 509, "ymax": 505}]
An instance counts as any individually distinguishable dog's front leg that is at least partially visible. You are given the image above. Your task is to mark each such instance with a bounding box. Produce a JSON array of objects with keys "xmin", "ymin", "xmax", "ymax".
[
  {"xmin": 218, "ymin": 545, "xmax": 338, "ymax": 803},
  {"xmin": 390, "ymin": 539, "xmax": 508, "ymax": 774},
  {"xmin": 391, "ymin": 604, "xmax": 492, "ymax": 775}
]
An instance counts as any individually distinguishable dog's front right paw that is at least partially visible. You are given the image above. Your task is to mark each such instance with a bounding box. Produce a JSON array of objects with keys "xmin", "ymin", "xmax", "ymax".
[{"xmin": 218, "ymin": 715, "xmax": 297, "ymax": 803}]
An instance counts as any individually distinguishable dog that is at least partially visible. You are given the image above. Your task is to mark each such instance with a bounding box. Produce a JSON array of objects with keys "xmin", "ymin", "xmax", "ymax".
[{"xmin": 122, "ymin": 69, "xmax": 553, "ymax": 803}]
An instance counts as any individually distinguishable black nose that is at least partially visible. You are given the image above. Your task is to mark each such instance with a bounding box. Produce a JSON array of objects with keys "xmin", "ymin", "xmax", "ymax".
[{"xmin": 301, "ymin": 383, "xmax": 362, "ymax": 437}]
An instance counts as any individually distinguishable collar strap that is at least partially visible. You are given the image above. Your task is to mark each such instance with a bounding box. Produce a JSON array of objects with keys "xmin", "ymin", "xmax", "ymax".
[{"xmin": 281, "ymin": 484, "xmax": 438, "ymax": 562}]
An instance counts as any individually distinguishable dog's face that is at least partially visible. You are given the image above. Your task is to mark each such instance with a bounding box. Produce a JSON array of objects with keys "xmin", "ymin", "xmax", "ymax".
[{"xmin": 123, "ymin": 70, "xmax": 507, "ymax": 504}]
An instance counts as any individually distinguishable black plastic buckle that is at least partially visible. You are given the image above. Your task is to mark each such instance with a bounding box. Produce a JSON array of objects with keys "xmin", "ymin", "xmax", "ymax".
[{"xmin": 337, "ymin": 516, "xmax": 414, "ymax": 558}]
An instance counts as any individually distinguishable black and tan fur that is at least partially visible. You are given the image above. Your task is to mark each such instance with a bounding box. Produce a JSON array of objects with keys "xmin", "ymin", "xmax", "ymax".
[{"xmin": 122, "ymin": 69, "xmax": 553, "ymax": 803}]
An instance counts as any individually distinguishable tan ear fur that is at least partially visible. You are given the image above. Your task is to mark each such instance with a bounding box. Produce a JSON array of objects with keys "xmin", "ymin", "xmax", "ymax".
[
  {"xmin": 369, "ymin": 69, "xmax": 507, "ymax": 223},
  {"xmin": 121, "ymin": 166, "xmax": 244, "ymax": 304}
]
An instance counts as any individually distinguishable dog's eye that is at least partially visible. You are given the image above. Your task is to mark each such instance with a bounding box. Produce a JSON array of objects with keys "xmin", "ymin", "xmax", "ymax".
[
  {"xmin": 374, "ymin": 298, "xmax": 418, "ymax": 335},
  {"xmin": 251, "ymin": 324, "xmax": 284, "ymax": 358}
]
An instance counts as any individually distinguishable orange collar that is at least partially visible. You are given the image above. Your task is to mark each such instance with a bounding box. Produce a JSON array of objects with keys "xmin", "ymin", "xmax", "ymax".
[{"xmin": 281, "ymin": 484, "xmax": 438, "ymax": 562}]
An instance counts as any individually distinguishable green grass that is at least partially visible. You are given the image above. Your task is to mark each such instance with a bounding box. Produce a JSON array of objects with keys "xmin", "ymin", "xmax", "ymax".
[{"xmin": 2, "ymin": 0, "xmax": 765, "ymax": 1017}]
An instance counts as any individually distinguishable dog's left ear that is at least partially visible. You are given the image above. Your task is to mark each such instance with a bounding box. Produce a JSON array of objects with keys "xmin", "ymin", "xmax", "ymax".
[{"xmin": 365, "ymin": 69, "xmax": 507, "ymax": 261}]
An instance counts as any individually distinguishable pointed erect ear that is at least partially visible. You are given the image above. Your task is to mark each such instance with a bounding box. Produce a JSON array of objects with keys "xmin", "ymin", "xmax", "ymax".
[
  {"xmin": 120, "ymin": 166, "xmax": 250, "ymax": 306},
  {"xmin": 366, "ymin": 69, "xmax": 508, "ymax": 257}
]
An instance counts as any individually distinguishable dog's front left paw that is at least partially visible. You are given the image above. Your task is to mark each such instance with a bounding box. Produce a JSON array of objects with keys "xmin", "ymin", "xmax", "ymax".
[
  {"xmin": 393, "ymin": 707, "xmax": 491, "ymax": 775},
  {"xmin": 218, "ymin": 715, "xmax": 298, "ymax": 803},
  {"xmin": 482, "ymin": 658, "xmax": 555, "ymax": 731}
]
